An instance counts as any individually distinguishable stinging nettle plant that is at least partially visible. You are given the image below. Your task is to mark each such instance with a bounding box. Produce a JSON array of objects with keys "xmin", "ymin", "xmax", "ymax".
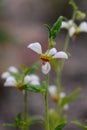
[{"xmin": 1, "ymin": 0, "xmax": 87, "ymax": 130}]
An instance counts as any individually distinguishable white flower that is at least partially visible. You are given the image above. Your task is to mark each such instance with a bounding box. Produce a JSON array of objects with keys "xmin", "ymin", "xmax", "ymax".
[
  {"xmin": 4, "ymin": 76, "xmax": 17, "ymax": 87},
  {"xmin": 61, "ymin": 20, "xmax": 87, "ymax": 37},
  {"xmin": 28, "ymin": 42, "xmax": 68, "ymax": 74},
  {"xmin": 42, "ymin": 62, "xmax": 51, "ymax": 75},
  {"xmin": 24, "ymin": 74, "xmax": 40, "ymax": 85},
  {"xmin": 49, "ymin": 85, "xmax": 57, "ymax": 96},
  {"xmin": 28, "ymin": 42, "xmax": 68, "ymax": 60},
  {"xmin": 61, "ymin": 20, "xmax": 74, "ymax": 29}
]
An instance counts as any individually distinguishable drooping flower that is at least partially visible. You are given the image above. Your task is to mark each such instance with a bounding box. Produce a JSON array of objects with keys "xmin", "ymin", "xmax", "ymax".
[
  {"xmin": 61, "ymin": 20, "xmax": 87, "ymax": 37},
  {"xmin": 28, "ymin": 42, "xmax": 68, "ymax": 74}
]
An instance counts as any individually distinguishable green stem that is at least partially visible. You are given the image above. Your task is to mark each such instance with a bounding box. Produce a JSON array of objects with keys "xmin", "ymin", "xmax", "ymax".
[
  {"xmin": 44, "ymin": 74, "xmax": 49, "ymax": 130},
  {"xmin": 60, "ymin": 33, "xmax": 70, "ymax": 72},
  {"xmin": 23, "ymin": 90, "xmax": 28, "ymax": 130}
]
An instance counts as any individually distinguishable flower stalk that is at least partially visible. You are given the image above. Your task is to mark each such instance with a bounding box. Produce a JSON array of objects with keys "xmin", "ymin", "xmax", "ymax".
[
  {"xmin": 44, "ymin": 74, "xmax": 49, "ymax": 130},
  {"xmin": 23, "ymin": 90, "xmax": 29, "ymax": 130}
]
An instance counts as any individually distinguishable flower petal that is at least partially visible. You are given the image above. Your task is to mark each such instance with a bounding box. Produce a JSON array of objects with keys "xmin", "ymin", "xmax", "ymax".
[
  {"xmin": 24, "ymin": 75, "xmax": 32, "ymax": 84},
  {"xmin": 1, "ymin": 72, "xmax": 10, "ymax": 79},
  {"xmin": 53, "ymin": 51, "xmax": 68, "ymax": 59},
  {"xmin": 42, "ymin": 62, "xmax": 51, "ymax": 75},
  {"xmin": 27, "ymin": 42, "xmax": 42, "ymax": 54},
  {"xmin": 49, "ymin": 85, "xmax": 57, "ymax": 95},
  {"xmin": 61, "ymin": 21, "xmax": 68, "ymax": 28},
  {"xmin": 79, "ymin": 22, "xmax": 87, "ymax": 32},
  {"xmin": 4, "ymin": 76, "xmax": 17, "ymax": 87},
  {"xmin": 48, "ymin": 48, "xmax": 57, "ymax": 56},
  {"xmin": 60, "ymin": 92, "xmax": 66, "ymax": 98},
  {"xmin": 8, "ymin": 66, "xmax": 19, "ymax": 73},
  {"xmin": 69, "ymin": 26, "xmax": 75, "ymax": 37},
  {"xmin": 31, "ymin": 80, "xmax": 40, "ymax": 85},
  {"xmin": 68, "ymin": 20, "xmax": 74, "ymax": 26},
  {"xmin": 30, "ymin": 74, "xmax": 39, "ymax": 81}
]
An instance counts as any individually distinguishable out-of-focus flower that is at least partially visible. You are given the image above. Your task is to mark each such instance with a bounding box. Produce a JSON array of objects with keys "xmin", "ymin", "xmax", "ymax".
[
  {"xmin": 28, "ymin": 42, "xmax": 68, "ymax": 74},
  {"xmin": 61, "ymin": 20, "xmax": 87, "ymax": 37},
  {"xmin": 48, "ymin": 85, "xmax": 69, "ymax": 110},
  {"xmin": 1, "ymin": 67, "xmax": 40, "ymax": 91},
  {"xmin": 1, "ymin": 66, "xmax": 19, "ymax": 79},
  {"xmin": 24, "ymin": 75, "xmax": 40, "ymax": 85}
]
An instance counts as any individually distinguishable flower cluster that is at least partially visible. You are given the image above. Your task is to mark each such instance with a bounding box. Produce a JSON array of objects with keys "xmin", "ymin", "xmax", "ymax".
[
  {"xmin": 28, "ymin": 42, "xmax": 68, "ymax": 74},
  {"xmin": 61, "ymin": 20, "xmax": 87, "ymax": 37},
  {"xmin": 1, "ymin": 66, "xmax": 40, "ymax": 91}
]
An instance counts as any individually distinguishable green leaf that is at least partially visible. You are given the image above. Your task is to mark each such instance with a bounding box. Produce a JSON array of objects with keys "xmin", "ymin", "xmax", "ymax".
[
  {"xmin": 55, "ymin": 121, "xmax": 66, "ymax": 130},
  {"xmin": 24, "ymin": 84, "xmax": 45, "ymax": 93},
  {"xmin": 50, "ymin": 16, "xmax": 63, "ymax": 39},
  {"xmin": 15, "ymin": 113, "xmax": 22, "ymax": 123},
  {"xmin": 72, "ymin": 121, "xmax": 87, "ymax": 130},
  {"xmin": 60, "ymin": 87, "xmax": 81, "ymax": 107},
  {"xmin": 3, "ymin": 123, "xmax": 17, "ymax": 128},
  {"xmin": 25, "ymin": 61, "xmax": 41, "ymax": 75}
]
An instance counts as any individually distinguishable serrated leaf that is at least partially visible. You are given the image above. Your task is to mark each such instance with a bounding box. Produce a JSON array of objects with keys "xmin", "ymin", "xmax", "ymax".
[
  {"xmin": 55, "ymin": 121, "xmax": 66, "ymax": 130},
  {"xmin": 50, "ymin": 16, "xmax": 63, "ymax": 39},
  {"xmin": 60, "ymin": 88, "xmax": 81, "ymax": 107}
]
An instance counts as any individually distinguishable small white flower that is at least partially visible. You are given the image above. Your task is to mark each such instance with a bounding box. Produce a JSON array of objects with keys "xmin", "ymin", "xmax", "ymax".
[
  {"xmin": 28, "ymin": 42, "xmax": 68, "ymax": 61},
  {"xmin": 61, "ymin": 20, "xmax": 87, "ymax": 37},
  {"xmin": 42, "ymin": 62, "xmax": 51, "ymax": 74},
  {"xmin": 49, "ymin": 85, "xmax": 57, "ymax": 96},
  {"xmin": 28, "ymin": 42, "xmax": 68, "ymax": 74},
  {"xmin": 4, "ymin": 76, "xmax": 17, "ymax": 87},
  {"xmin": 61, "ymin": 20, "xmax": 74, "ymax": 29}
]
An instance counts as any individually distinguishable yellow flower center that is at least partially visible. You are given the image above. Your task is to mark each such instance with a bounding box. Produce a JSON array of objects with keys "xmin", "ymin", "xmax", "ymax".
[
  {"xmin": 74, "ymin": 29, "xmax": 81, "ymax": 36},
  {"xmin": 17, "ymin": 82, "xmax": 25, "ymax": 91},
  {"xmin": 52, "ymin": 95, "xmax": 58, "ymax": 103},
  {"xmin": 40, "ymin": 54, "xmax": 51, "ymax": 62}
]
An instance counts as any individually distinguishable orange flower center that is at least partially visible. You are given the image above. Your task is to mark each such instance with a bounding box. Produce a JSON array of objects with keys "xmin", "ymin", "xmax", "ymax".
[
  {"xmin": 40, "ymin": 55, "xmax": 51, "ymax": 62},
  {"xmin": 52, "ymin": 95, "xmax": 58, "ymax": 103}
]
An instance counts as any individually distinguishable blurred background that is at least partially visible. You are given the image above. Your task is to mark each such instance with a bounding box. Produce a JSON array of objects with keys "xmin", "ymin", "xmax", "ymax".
[{"xmin": 0, "ymin": 0, "xmax": 87, "ymax": 130}]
